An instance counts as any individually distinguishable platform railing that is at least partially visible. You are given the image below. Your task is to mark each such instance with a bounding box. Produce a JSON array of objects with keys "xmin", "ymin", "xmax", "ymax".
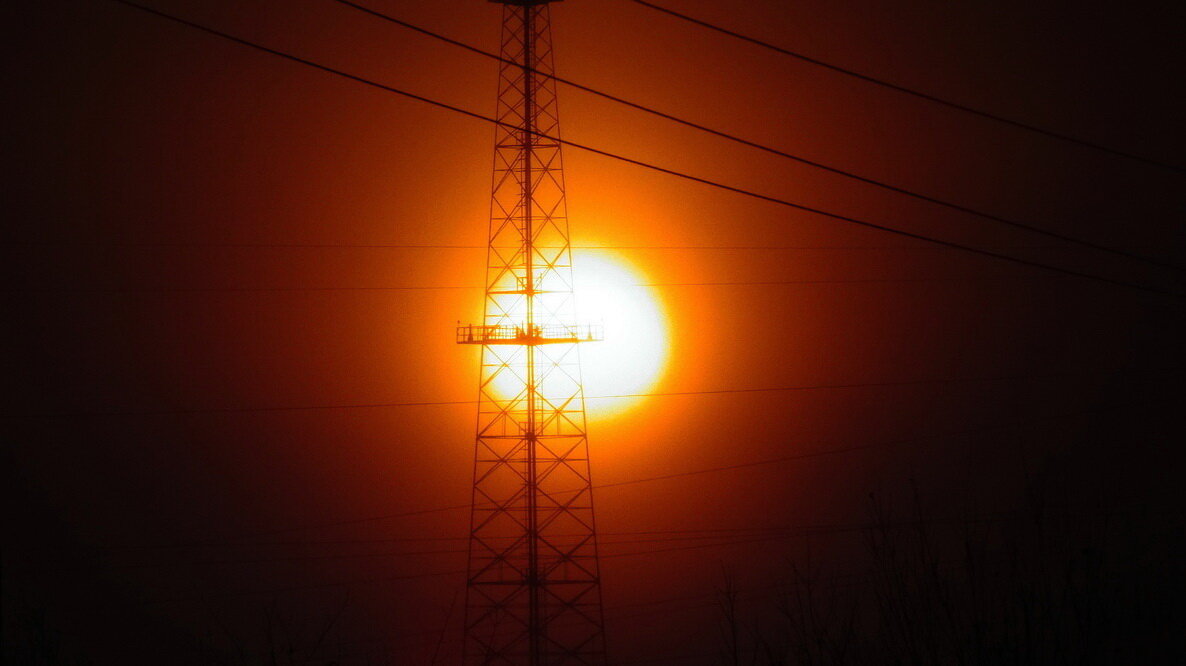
[{"xmin": 456, "ymin": 323, "xmax": 603, "ymax": 345}]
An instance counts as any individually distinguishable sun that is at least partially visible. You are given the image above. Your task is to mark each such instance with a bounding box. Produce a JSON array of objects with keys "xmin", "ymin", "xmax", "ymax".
[
  {"xmin": 476, "ymin": 250, "xmax": 669, "ymax": 421},
  {"xmin": 571, "ymin": 251, "xmax": 669, "ymax": 420}
]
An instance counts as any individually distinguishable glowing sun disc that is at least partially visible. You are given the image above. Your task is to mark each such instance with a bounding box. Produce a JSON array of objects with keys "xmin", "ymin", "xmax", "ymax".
[{"xmin": 573, "ymin": 251, "xmax": 668, "ymax": 420}]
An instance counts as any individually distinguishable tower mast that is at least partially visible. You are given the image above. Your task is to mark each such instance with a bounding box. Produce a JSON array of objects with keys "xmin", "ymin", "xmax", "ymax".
[{"xmin": 457, "ymin": 1, "xmax": 607, "ymax": 664}]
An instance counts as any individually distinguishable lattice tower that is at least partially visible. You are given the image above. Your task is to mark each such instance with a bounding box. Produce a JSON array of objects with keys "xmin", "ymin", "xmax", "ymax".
[{"xmin": 456, "ymin": 1, "xmax": 608, "ymax": 664}]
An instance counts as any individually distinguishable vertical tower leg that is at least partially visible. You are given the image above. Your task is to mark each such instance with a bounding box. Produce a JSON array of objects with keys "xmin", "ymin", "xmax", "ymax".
[{"xmin": 458, "ymin": 2, "xmax": 607, "ymax": 665}]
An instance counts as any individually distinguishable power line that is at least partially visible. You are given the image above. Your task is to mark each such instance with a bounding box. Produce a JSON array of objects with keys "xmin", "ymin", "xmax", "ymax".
[
  {"xmin": 106, "ymin": 515, "xmax": 1013, "ymax": 570},
  {"xmin": 146, "ymin": 567, "xmax": 465, "ymax": 604},
  {"xmin": 116, "ymin": 394, "xmax": 1161, "ymax": 605},
  {"xmin": 4, "ymin": 367, "xmax": 1165, "ymax": 419},
  {"xmin": 101, "ymin": 0, "xmax": 1185, "ymax": 300},
  {"xmin": 635, "ymin": 277, "xmax": 1034, "ymax": 287},
  {"xmin": 629, "ymin": 0, "xmax": 1186, "ymax": 174},
  {"xmin": 133, "ymin": 521, "xmax": 984, "ymax": 603},
  {"xmin": 94, "ymin": 524, "xmax": 897, "ymax": 552},
  {"xmin": 138, "ymin": 498, "xmax": 1114, "ymax": 605},
  {"xmin": 0, "ymin": 240, "xmax": 1059, "ymax": 251},
  {"xmin": 105, "ymin": 528, "xmax": 860, "ymax": 569},
  {"xmin": 331, "ymin": 0, "xmax": 1184, "ymax": 273},
  {"xmin": 104, "ymin": 395, "xmax": 1168, "ymax": 547},
  {"xmin": 1, "ymin": 275, "xmax": 1049, "ymax": 295},
  {"xmin": 234, "ymin": 565, "xmax": 885, "ymax": 658},
  {"xmin": 230, "ymin": 582, "xmax": 756, "ymax": 660},
  {"xmin": 102, "ymin": 523, "xmax": 942, "ymax": 553}
]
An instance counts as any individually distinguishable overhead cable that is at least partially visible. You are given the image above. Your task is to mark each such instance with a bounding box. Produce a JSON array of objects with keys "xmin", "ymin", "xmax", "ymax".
[
  {"xmin": 629, "ymin": 0, "xmax": 1186, "ymax": 174},
  {"xmin": 330, "ymin": 0, "xmax": 1184, "ymax": 272},
  {"xmin": 103, "ymin": 0, "xmax": 1185, "ymax": 299}
]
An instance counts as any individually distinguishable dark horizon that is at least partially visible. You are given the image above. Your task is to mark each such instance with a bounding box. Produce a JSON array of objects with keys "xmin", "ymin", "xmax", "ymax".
[{"xmin": 4, "ymin": 0, "xmax": 1185, "ymax": 663}]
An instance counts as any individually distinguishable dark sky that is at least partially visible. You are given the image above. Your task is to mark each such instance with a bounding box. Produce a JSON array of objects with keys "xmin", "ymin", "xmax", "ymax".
[{"xmin": 4, "ymin": 0, "xmax": 1185, "ymax": 663}]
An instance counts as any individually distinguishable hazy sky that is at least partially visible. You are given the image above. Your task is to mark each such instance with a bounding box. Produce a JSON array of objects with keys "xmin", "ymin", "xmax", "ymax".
[{"xmin": 4, "ymin": 0, "xmax": 1184, "ymax": 663}]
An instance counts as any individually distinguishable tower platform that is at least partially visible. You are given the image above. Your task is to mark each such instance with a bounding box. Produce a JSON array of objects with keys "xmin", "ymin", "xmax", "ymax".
[{"xmin": 456, "ymin": 323, "xmax": 602, "ymax": 345}]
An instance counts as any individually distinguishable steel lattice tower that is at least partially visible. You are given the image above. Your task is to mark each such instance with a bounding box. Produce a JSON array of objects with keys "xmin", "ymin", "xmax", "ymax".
[{"xmin": 455, "ymin": 1, "xmax": 608, "ymax": 664}]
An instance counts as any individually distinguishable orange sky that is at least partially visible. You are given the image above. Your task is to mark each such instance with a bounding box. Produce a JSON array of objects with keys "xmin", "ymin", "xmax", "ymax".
[{"xmin": 4, "ymin": 0, "xmax": 1185, "ymax": 663}]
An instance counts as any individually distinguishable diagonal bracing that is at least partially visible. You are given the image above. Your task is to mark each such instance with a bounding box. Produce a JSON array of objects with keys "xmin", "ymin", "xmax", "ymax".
[{"xmin": 457, "ymin": 2, "xmax": 608, "ymax": 665}]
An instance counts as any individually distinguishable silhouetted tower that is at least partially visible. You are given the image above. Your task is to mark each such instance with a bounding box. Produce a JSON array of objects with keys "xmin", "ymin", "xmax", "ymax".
[{"xmin": 455, "ymin": 1, "xmax": 607, "ymax": 665}]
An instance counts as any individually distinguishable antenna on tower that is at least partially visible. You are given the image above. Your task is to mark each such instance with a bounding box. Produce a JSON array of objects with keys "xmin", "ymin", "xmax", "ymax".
[{"xmin": 456, "ymin": 1, "xmax": 608, "ymax": 664}]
